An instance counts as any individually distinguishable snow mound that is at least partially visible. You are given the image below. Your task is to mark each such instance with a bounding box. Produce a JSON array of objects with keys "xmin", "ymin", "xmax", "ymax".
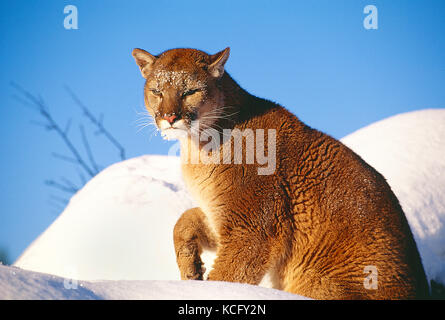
[
  {"xmin": 0, "ymin": 264, "xmax": 305, "ymax": 300},
  {"xmin": 341, "ymin": 109, "xmax": 445, "ymax": 284},
  {"xmin": 15, "ymin": 155, "xmax": 198, "ymax": 281},
  {"xmin": 13, "ymin": 108, "xmax": 445, "ymax": 297}
]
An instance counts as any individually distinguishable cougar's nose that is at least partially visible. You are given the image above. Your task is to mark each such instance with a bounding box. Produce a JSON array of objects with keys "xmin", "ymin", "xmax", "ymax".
[{"xmin": 163, "ymin": 113, "xmax": 178, "ymax": 125}]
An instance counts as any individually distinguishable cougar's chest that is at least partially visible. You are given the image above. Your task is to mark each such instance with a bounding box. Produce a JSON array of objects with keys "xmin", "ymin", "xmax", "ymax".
[{"xmin": 181, "ymin": 162, "xmax": 222, "ymax": 237}]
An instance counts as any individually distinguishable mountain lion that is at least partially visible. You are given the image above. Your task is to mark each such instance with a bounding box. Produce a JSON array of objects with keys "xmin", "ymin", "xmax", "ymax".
[{"xmin": 132, "ymin": 47, "xmax": 429, "ymax": 299}]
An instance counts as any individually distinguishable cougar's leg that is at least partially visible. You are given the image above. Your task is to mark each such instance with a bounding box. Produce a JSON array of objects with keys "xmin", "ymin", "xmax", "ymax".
[{"xmin": 173, "ymin": 207, "xmax": 217, "ymax": 280}]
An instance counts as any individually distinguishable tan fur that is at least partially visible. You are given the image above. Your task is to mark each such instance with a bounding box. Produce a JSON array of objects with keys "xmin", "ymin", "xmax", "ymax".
[{"xmin": 132, "ymin": 47, "xmax": 429, "ymax": 299}]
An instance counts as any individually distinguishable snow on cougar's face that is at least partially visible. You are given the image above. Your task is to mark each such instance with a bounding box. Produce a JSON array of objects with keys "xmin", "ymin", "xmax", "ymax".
[
  {"xmin": 144, "ymin": 68, "xmax": 224, "ymax": 141},
  {"xmin": 139, "ymin": 48, "xmax": 230, "ymax": 141}
]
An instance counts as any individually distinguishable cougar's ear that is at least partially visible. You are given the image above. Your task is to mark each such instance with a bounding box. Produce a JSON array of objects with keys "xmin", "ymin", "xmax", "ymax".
[
  {"xmin": 132, "ymin": 48, "xmax": 157, "ymax": 78},
  {"xmin": 208, "ymin": 47, "xmax": 230, "ymax": 78}
]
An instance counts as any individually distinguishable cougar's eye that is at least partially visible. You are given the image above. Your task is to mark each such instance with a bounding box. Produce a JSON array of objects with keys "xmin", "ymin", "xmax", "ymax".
[
  {"xmin": 149, "ymin": 89, "xmax": 162, "ymax": 96},
  {"xmin": 182, "ymin": 89, "xmax": 199, "ymax": 98}
]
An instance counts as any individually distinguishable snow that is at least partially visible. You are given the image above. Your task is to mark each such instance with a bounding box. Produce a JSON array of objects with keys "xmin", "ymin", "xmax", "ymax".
[
  {"xmin": 0, "ymin": 264, "xmax": 304, "ymax": 300},
  {"xmin": 3, "ymin": 108, "xmax": 444, "ymax": 299},
  {"xmin": 15, "ymin": 155, "xmax": 197, "ymax": 281}
]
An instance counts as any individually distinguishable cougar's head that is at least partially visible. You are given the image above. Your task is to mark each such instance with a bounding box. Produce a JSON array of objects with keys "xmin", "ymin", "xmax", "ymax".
[{"xmin": 132, "ymin": 47, "xmax": 230, "ymax": 140}]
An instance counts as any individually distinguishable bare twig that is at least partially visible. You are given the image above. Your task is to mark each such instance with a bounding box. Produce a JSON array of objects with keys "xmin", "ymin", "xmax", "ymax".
[
  {"xmin": 12, "ymin": 82, "xmax": 127, "ymax": 211},
  {"xmin": 49, "ymin": 194, "xmax": 69, "ymax": 205},
  {"xmin": 79, "ymin": 124, "xmax": 99, "ymax": 173},
  {"xmin": 11, "ymin": 82, "xmax": 96, "ymax": 178},
  {"xmin": 65, "ymin": 86, "xmax": 126, "ymax": 160},
  {"xmin": 59, "ymin": 176, "xmax": 79, "ymax": 191},
  {"xmin": 77, "ymin": 169, "xmax": 87, "ymax": 186},
  {"xmin": 64, "ymin": 118, "xmax": 72, "ymax": 135},
  {"xmin": 30, "ymin": 120, "xmax": 54, "ymax": 130},
  {"xmin": 51, "ymin": 152, "xmax": 79, "ymax": 164},
  {"xmin": 11, "ymin": 94, "xmax": 37, "ymax": 110},
  {"xmin": 45, "ymin": 179, "xmax": 78, "ymax": 194},
  {"xmin": 48, "ymin": 195, "xmax": 69, "ymax": 214}
]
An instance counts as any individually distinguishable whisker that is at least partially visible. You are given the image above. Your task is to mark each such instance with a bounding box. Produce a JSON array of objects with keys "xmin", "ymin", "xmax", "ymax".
[
  {"xmin": 198, "ymin": 122, "xmax": 233, "ymax": 140},
  {"xmin": 133, "ymin": 106, "xmax": 159, "ymax": 135},
  {"xmin": 137, "ymin": 122, "xmax": 158, "ymax": 133}
]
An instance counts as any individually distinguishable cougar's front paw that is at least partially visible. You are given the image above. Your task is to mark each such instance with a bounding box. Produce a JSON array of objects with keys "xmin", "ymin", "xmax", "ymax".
[{"xmin": 179, "ymin": 257, "xmax": 206, "ymax": 280}]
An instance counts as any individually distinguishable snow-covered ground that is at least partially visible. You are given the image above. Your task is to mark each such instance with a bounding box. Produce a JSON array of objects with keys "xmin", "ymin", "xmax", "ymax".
[
  {"xmin": 14, "ymin": 155, "xmax": 195, "ymax": 282},
  {"xmin": 2, "ymin": 108, "xmax": 444, "ymax": 299},
  {"xmin": 0, "ymin": 264, "xmax": 304, "ymax": 300}
]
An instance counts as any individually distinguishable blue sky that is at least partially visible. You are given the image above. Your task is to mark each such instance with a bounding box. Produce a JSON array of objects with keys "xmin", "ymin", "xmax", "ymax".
[{"xmin": 0, "ymin": 0, "xmax": 444, "ymax": 263}]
